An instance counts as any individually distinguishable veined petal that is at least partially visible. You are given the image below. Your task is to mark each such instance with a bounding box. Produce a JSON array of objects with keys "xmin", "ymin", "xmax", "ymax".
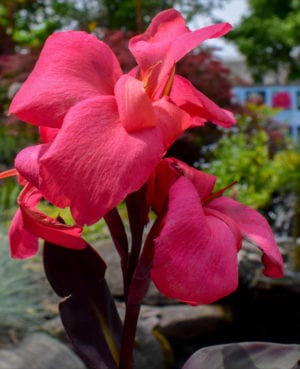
[
  {"xmin": 170, "ymin": 75, "xmax": 236, "ymax": 127},
  {"xmin": 208, "ymin": 197, "xmax": 284, "ymax": 277},
  {"xmin": 39, "ymin": 126, "xmax": 59, "ymax": 143},
  {"xmin": 169, "ymin": 23, "xmax": 231, "ymax": 65},
  {"xmin": 148, "ymin": 158, "xmax": 216, "ymax": 214},
  {"xmin": 9, "ymin": 208, "xmax": 39, "ymax": 259},
  {"xmin": 153, "ymin": 23, "xmax": 231, "ymax": 98},
  {"xmin": 166, "ymin": 158, "xmax": 217, "ymax": 199},
  {"xmin": 39, "ymin": 96, "xmax": 164, "ymax": 226},
  {"xmin": 153, "ymin": 98, "xmax": 190, "ymax": 149},
  {"xmin": 129, "ymin": 9, "xmax": 188, "ymax": 73},
  {"xmin": 114, "ymin": 74, "xmax": 156, "ymax": 132},
  {"xmin": 129, "ymin": 9, "xmax": 231, "ymax": 98},
  {"xmin": 152, "ymin": 177, "xmax": 239, "ymax": 305},
  {"xmin": 9, "ymin": 31, "xmax": 122, "ymax": 128},
  {"xmin": 15, "ymin": 143, "xmax": 50, "ymax": 191}
]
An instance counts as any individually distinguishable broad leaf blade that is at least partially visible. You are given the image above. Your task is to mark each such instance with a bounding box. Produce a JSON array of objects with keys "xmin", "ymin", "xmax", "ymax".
[
  {"xmin": 43, "ymin": 241, "xmax": 122, "ymax": 369},
  {"xmin": 182, "ymin": 342, "xmax": 300, "ymax": 369}
]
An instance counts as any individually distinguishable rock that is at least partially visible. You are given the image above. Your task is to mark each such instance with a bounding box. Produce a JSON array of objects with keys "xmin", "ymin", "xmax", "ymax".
[
  {"xmin": 153, "ymin": 304, "xmax": 232, "ymax": 341},
  {"xmin": 96, "ymin": 240, "xmax": 124, "ymax": 297},
  {"xmin": 134, "ymin": 324, "xmax": 166, "ymax": 369},
  {"xmin": 0, "ymin": 333, "xmax": 86, "ymax": 369}
]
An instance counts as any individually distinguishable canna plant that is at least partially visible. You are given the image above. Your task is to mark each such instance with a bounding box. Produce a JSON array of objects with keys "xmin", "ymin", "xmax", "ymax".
[{"xmin": 0, "ymin": 9, "xmax": 284, "ymax": 369}]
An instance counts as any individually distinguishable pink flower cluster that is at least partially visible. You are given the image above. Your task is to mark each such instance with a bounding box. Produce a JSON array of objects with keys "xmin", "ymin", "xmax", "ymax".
[{"xmin": 2, "ymin": 9, "xmax": 283, "ymax": 305}]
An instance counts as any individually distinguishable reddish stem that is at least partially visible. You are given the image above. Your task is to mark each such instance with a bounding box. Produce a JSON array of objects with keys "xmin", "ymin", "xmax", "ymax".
[{"xmin": 118, "ymin": 304, "xmax": 140, "ymax": 369}]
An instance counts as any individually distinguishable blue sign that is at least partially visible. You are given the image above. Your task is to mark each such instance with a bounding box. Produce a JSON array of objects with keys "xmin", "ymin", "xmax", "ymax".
[{"xmin": 232, "ymin": 85, "xmax": 300, "ymax": 142}]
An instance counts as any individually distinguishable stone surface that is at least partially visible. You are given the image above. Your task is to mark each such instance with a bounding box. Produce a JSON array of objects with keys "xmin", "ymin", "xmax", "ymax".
[
  {"xmin": 0, "ymin": 333, "xmax": 86, "ymax": 369},
  {"xmin": 155, "ymin": 305, "xmax": 232, "ymax": 341}
]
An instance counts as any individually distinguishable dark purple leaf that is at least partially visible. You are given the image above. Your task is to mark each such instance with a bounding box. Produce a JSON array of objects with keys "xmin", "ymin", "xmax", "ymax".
[
  {"xmin": 182, "ymin": 342, "xmax": 300, "ymax": 369},
  {"xmin": 43, "ymin": 241, "xmax": 122, "ymax": 369}
]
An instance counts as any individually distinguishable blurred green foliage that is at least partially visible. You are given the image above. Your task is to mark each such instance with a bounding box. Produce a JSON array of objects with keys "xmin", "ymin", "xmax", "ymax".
[
  {"xmin": 205, "ymin": 104, "xmax": 299, "ymax": 210},
  {"xmin": 227, "ymin": 0, "xmax": 300, "ymax": 81},
  {"xmin": 0, "ymin": 177, "xmax": 20, "ymax": 221},
  {"xmin": 0, "ymin": 0, "xmax": 228, "ymax": 51},
  {"xmin": 0, "ymin": 123, "xmax": 38, "ymax": 166}
]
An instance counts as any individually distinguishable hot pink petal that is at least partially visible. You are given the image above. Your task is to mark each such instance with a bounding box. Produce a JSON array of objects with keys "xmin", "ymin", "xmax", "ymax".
[
  {"xmin": 148, "ymin": 158, "xmax": 216, "ymax": 214},
  {"xmin": 9, "ymin": 31, "xmax": 122, "ymax": 128},
  {"xmin": 15, "ymin": 144, "xmax": 49, "ymax": 190},
  {"xmin": 129, "ymin": 9, "xmax": 188, "ymax": 72},
  {"xmin": 208, "ymin": 197, "xmax": 284, "ymax": 277},
  {"xmin": 114, "ymin": 75, "xmax": 156, "ymax": 132},
  {"xmin": 18, "ymin": 184, "xmax": 86, "ymax": 250},
  {"xmin": 9, "ymin": 208, "xmax": 39, "ymax": 259},
  {"xmin": 170, "ymin": 75, "xmax": 236, "ymax": 127},
  {"xmin": 39, "ymin": 96, "xmax": 164, "ymax": 226},
  {"xmin": 152, "ymin": 177, "xmax": 240, "ymax": 305},
  {"xmin": 165, "ymin": 158, "xmax": 217, "ymax": 199},
  {"xmin": 39, "ymin": 126, "xmax": 59, "ymax": 143},
  {"xmin": 129, "ymin": 9, "xmax": 231, "ymax": 98},
  {"xmin": 153, "ymin": 98, "xmax": 190, "ymax": 149}
]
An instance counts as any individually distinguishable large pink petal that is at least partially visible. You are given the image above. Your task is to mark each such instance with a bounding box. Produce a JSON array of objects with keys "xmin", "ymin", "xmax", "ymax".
[
  {"xmin": 208, "ymin": 197, "xmax": 284, "ymax": 277},
  {"xmin": 151, "ymin": 177, "xmax": 240, "ymax": 305},
  {"xmin": 114, "ymin": 75, "xmax": 156, "ymax": 132},
  {"xmin": 170, "ymin": 75, "xmax": 236, "ymax": 127},
  {"xmin": 9, "ymin": 208, "xmax": 39, "ymax": 259},
  {"xmin": 39, "ymin": 96, "xmax": 164, "ymax": 226},
  {"xmin": 9, "ymin": 31, "xmax": 122, "ymax": 128}
]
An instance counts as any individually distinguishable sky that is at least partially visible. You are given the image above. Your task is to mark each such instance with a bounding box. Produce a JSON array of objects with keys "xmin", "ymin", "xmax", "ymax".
[{"xmin": 193, "ymin": 0, "xmax": 250, "ymax": 60}]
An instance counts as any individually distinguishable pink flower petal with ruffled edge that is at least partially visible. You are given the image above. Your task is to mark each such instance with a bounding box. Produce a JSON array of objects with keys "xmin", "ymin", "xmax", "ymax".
[
  {"xmin": 152, "ymin": 98, "xmax": 190, "ymax": 149},
  {"xmin": 152, "ymin": 177, "xmax": 241, "ymax": 305},
  {"xmin": 129, "ymin": 9, "xmax": 188, "ymax": 73},
  {"xmin": 9, "ymin": 31, "xmax": 122, "ymax": 128},
  {"xmin": 9, "ymin": 183, "xmax": 86, "ymax": 258},
  {"xmin": 15, "ymin": 144, "xmax": 50, "ymax": 191},
  {"xmin": 148, "ymin": 158, "xmax": 216, "ymax": 214},
  {"xmin": 9, "ymin": 208, "xmax": 39, "ymax": 259},
  {"xmin": 129, "ymin": 9, "xmax": 231, "ymax": 98},
  {"xmin": 114, "ymin": 75, "xmax": 156, "ymax": 132},
  {"xmin": 19, "ymin": 184, "xmax": 86, "ymax": 249},
  {"xmin": 170, "ymin": 75, "xmax": 235, "ymax": 127},
  {"xmin": 207, "ymin": 197, "xmax": 284, "ymax": 277},
  {"xmin": 38, "ymin": 96, "xmax": 164, "ymax": 226}
]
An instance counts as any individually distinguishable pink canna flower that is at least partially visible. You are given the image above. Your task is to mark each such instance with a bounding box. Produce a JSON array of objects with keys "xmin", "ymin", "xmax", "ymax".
[
  {"xmin": 9, "ymin": 9, "xmax": 235, "ymax": 226},
  {"xmin": 129, "ymin": 9, "xmax": 235, "ymax": 127},
  {"xmin": 147, "ymin": 158, "xmax": 284, "ymax": 306},
  {"xmin": 0, "ymin": 169, "xmax": 86, "ymax": 259}
]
